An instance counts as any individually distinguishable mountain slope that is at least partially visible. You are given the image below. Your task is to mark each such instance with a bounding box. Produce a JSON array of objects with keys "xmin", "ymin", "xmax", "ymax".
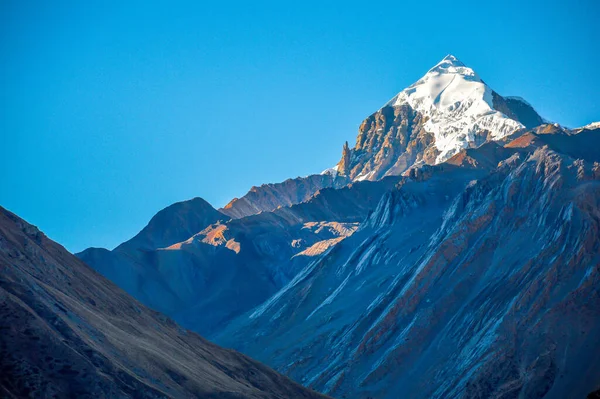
[
  {"xmin": 78, "ymin": 197, "xmax": 236, "ymax": 325},
  {"xmin": 334, "ymin": 55, "xmax": 544, "ymax": 181},
  {"xmin": 217, "ymin": 130, "xmax": 600, "ymax": 399},
  {"xmin": 0, "ymin": 206, "xmax": 328, "ymax": 399}
]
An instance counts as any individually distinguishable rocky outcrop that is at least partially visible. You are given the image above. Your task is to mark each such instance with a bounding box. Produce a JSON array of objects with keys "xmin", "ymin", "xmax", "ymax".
[
  {"xmin": 446, "ymin": 141, "xmax": 517, "ymax": 170},
  {"xmin": 339, "ymin": 104, "xmax": 435, "ymax": 181},
  {"xmin": 0, "ymin": 207, "xmax": 329, "ymax": 399},
  {"xmin": 338, "ymin": 141, "xmax": 352, "ymax": 176}
]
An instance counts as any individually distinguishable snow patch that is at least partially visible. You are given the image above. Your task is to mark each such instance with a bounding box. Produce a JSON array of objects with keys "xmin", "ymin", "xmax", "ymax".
[
  {"xmin": 355, "ymin": 170, "xmax": 376, "ymax": 181},
  {"xmin": 321, "ymin": 164, "xmax": 339, "ymax": 176}
]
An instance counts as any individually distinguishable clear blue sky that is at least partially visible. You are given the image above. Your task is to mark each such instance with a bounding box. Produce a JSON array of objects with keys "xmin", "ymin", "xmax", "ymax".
[{"xmin": 1, "ymin": 0, "xmax": 599, "ymax": 252}]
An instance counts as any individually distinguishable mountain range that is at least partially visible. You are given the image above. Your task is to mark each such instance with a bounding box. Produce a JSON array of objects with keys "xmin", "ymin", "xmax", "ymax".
[{"xmin": 3, "ymin": 55, "xmax": 599, "ymax": 398}]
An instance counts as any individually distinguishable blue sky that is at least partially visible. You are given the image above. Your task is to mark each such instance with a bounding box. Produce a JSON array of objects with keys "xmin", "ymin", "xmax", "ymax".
[{"xmin": 1, "ymin": 0, "xmax": 599, "ymax": 252}]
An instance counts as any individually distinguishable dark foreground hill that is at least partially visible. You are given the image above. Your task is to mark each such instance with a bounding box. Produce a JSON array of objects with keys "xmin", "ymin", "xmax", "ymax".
[{"xmin": 0, "ymin": 206, "xmax": 328, "ymax": 399}]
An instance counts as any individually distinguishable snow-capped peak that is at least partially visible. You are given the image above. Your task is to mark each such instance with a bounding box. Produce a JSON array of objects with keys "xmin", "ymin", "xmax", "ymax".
[
  {"xmin": 427, "ymin": 54, "xmax": 468, "ymax": 73},
  {"xmin": 440, "ymin": 54, "xmax": 463, "ymax": 64},
  {"xmin": 385, "ymin": 54, "xmax": 524, "ymax": 162}
]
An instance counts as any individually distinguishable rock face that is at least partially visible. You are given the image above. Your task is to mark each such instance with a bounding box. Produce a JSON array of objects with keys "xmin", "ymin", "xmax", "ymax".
[
  {"xmin": 493, "ymin": 94, "xmax": 545, "ymax": 129},
  {"xmin": 341, "ymin": 104, "xmax": 435, "ymax": 181},
  {"xmin": 334, "ymin": 55, "xmax": 544, "ymax": 181},
  {"xmin": 220, "ymin": 174, "xmax": 350, "ymax": 219},
  {"xmin": 0, "ymin": 207, "xmax": 329, "ymax": 399},
  {"xmin": 217, "ymin": 129, "xmax": 600, "ymax": 399}
]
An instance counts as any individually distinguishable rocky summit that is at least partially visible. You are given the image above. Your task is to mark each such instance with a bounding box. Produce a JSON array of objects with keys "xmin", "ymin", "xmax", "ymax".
[{"xmin": 328, "ymin": 55, "xmax": 545, "ymax": 181}]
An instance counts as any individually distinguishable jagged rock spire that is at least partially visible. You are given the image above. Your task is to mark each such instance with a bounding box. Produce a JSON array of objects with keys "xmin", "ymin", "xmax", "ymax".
[{"xmin": 338, "ymin": 141, "xmax": 352, "ymax": 176}]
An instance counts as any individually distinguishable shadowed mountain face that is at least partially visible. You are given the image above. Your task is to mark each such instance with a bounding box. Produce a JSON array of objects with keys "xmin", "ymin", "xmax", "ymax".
[
  {"xmin": 217, "ymin": 131, "xmax": 600, "ymax": 399},
  {"xmin": 491, "ymin": 93, "xmax": 545, "ymax": 129},
  {"xmin": 78, "ymin": 178, "xmax": 389, "ymax": 336},
  {"xmin": 0, "ymin": 207, "xmax": 329, "ymax": 399}
]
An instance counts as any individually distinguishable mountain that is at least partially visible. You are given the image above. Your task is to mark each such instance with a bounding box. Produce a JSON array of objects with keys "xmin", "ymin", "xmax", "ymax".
[
  {"xmin": 79, "ymin": 56, "xmax": 546, "ymax": 336},
  {"xmin": 224, "ymin": 55, "xmax": 541, "ymax": 217},
  {"xmin": 331, "ymin": 54, "xmax": 544, "ymax": 181},
  {"xmin": 117, "ymin": 197, "xmax": 228, "ymax": 252},
  {"xmin": 74, "ymin": 54, "xmax": 599, "ymax": 399},
  {"xmin": 220, "ymin": 174, "xmax": 350, "ymax": 219},
  {"xmin": 78, "ymin": 197, "xmax": 235, "ymax": 326},
  {"xmin": 0, "ymin": 206, "xmax": 329, "ymax": 399},
  {"xmin": 217, "ymin": 125, "xmax": 600, "ymax": 398}
]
